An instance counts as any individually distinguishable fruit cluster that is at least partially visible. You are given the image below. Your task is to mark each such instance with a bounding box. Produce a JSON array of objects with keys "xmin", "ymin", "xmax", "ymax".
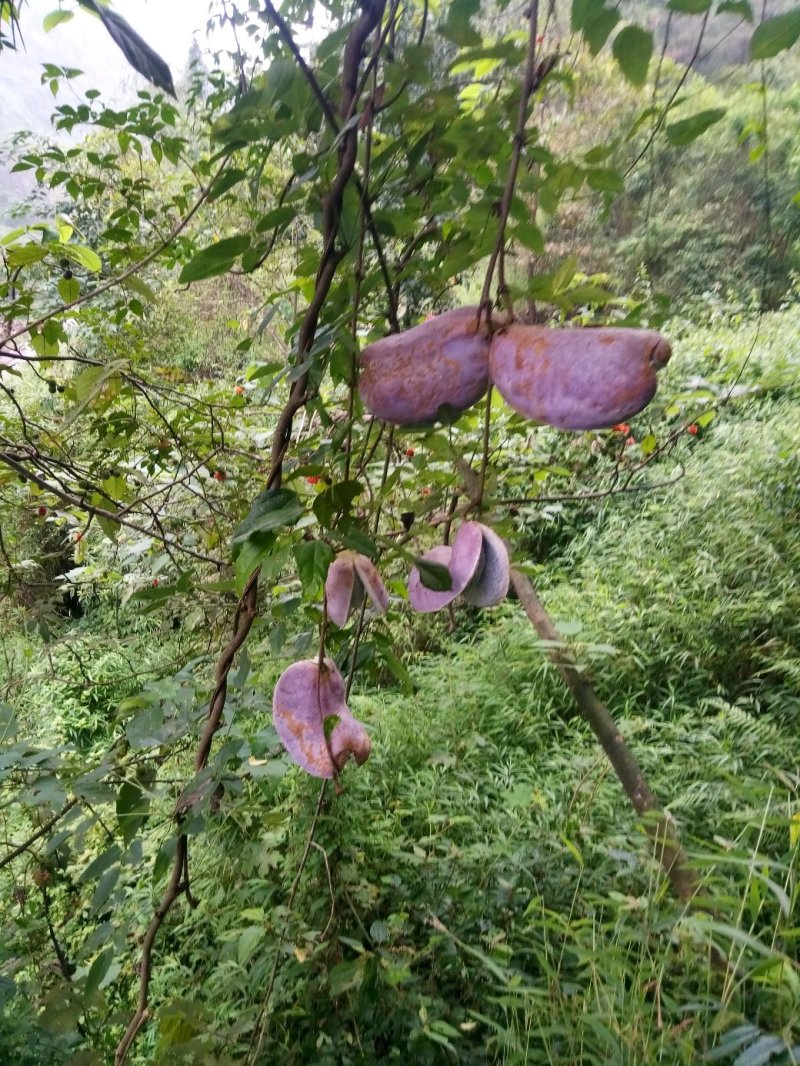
[{"xmin": 359, "ymin": 307, "xmax": 671, "ymax": 430}]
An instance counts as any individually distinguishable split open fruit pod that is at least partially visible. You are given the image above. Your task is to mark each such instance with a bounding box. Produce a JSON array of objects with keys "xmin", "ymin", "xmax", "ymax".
[
  {"xmin": 272, "ymin": 658, "xmax": 371, "ymax": 778},
  {"xmin": 325, "ymin": 551, "xmax": 389, "ymax": 628},
  {"xmin": 489, "ymin": 325, "xmax": 672, "ymax": 430},
  {"xmin": 408, "ymin": 521, "xmax": 509, "ymax": 613},
  {"xmin": 358, "ymin": 307, "xmax": 491, "ymax": 426}
]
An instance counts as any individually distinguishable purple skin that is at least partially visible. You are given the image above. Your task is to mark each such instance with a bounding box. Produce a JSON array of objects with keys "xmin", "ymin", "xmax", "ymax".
[
  {"xmin": 326, "ymin": 551, "xmax": 389, "ymax": 628},
  {"xmin": 407, "ymin": 523, "xmax": 485, "ymax": 613},
  {"xmin": 463, "ymin": 524, "xmax": 510, "ymax": 607},
  {"xmin": 272, "ymin": 659, "xmax": 371, "ymax": 778},
  {"xmin": 489, "ymin": 325, "xmax": 672, "ymax": 430},
  {"xmin": 359, "ymin": 307, "xmax": 491, "ymax": 426}
]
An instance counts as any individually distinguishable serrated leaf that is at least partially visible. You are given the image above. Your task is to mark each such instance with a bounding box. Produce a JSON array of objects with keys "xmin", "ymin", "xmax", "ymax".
[
  {"xmin": 6, "ymin": 244, "xmax": 48, "ymax": 268},
  {"xmin": 612, "ymin": 25, "xmax": 653, "ymax": 87},
  {"xmin": 179, "ymin": 235, "xmax": 250, "ymax": 283},
  {"xmin": 750, "ymin": 10, "xmax": 800, "ymax": 59},
  {"xmin": 666, "ymin": 108, "xmax": 726, "ymax": 146}
]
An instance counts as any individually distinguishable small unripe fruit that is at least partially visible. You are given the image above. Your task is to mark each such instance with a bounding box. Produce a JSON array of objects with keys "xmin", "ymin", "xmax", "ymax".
[{"xmin": 38, "ymin": 506, "xmax": 47, "ymax": 517}]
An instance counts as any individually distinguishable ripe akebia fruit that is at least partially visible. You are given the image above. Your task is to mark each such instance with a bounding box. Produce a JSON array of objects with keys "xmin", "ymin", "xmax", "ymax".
[
  {"xmin": 272, "ymin": 658, "xmax": 371, "ymax": 778},
  {"xmin": 358, "ymin": 307, "xmax": 491, "ymax": 426},
  {"xmin": 325, "ymin": 550, "xmax": 389, "ymax": 628},
  {"xmin": 408, "ymin": 521, "xmax": 510, "ymax": 613},
  {"xmin": 489, "ymin": 325, "xmax": 672, "ymax": 431}
]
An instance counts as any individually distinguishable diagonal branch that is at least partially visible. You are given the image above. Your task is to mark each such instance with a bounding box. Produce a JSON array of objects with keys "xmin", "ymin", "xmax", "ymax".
[{"xmin": 510, "ymin": 568, "xmax": 699, "ymax": 904}]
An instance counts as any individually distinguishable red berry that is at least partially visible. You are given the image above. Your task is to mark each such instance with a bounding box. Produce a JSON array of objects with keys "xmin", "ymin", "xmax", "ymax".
[
  {"xmin": 420, "ymin": 487, "xmax": 432, "ymax": 497},
  {"xmin": 305, "ymin": 475, "xmax": 320, "ymax": 484},
  {"xmin": 625, "ymin": 435, "xmax": 636, "ymax": 446},
  {"xmin": 38, "ymin": 506, "xmax": 47, "ymax": 517},
  {"xmin": 687, "ymin": 424, "xmax": 699, "ymax": 436},
  {"xmin": 235, "ymin": 386, "xmax": 244, "ymax": 396},
  {"xmin": 152, "ymin": 579, "xmax": 159, "ymax": 588},
  {"xmin": 612, "ymin": 423, "xmax": 630, "ymax": 435},
  {"xmin": 212, "ymin": 469, "xmax": 226, "ymax": 482},
  {"xmin": 405, "ymin": 447, "xmax": 415, "ymax": 458}
]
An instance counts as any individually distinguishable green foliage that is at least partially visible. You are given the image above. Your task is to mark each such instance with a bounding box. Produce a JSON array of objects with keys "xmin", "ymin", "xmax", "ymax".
[{"xmin": 1, "ymin": 0, "xmax": 800, "ymax": 1062}]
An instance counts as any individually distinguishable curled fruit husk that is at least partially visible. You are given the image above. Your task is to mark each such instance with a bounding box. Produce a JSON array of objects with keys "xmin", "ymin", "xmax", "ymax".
[
  {"xmin": 325, "ymin": 551, "xmax": 389, "ymax": 628},
  {"xmin": 407, "ymin": 522, "xmax": 509, "ymax": 613},
  {"xmin": 272, "ymin": 659, "xmax": 371, "ymax": 778},
  {"xmin": 489, "ymin": 325, "xmax": 672, "ymax": 430},
  {"xmin": 359, "ymin": 307, "xmax": 491, "ymax": 426}
]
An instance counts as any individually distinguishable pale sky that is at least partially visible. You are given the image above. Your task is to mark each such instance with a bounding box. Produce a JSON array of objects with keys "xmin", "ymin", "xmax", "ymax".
[{"xmin": 32, "ymin": 0, "xmax": 218, "ymax": 70}]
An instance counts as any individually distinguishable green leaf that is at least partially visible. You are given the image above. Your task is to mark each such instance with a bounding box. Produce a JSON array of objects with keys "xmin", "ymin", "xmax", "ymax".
[
  {"xmin": 256, "ymin": 205, "xmax": 296, "ymax": 233},
  {"xmin": 233, "ymin": 532, "xmax": 277, "ymax": 593},
  {"xmin": 381, "ymin": 648, "xmax": 414, "ymax": 694},
  {"xmin": 6, "ymin": 244, "xmax": 48, "ymax": 268},
  {"xmin": 208, "ymin": 168, "xmax": 248, "ymax": 201},
  {"xmin": 0, "ymin": 703, "xmax": 18, "ymax": 744},
  {"xmin": 85, "ymin": 946, "xmax": 115, "ymax": 997},
  {"xmin": 581, "ymin": 5, "xmax": 621, "ymax": 54},
  {"xmin": 586, "ymin": 167, "xmax": 624, "ymax": 193},
  {"xmin": 666, "ymin": 108, "xmax": 726, "ymax": 146},
  {"xmin": 233, "ymin": 488, "xmax": 304, "ymax": 543},
  {"xmin": 122, "ymin": 273, "xmax": 156, "ymax": 302},
  {"xmin": 750, "ymin": 10, "xmax": 800, "ymax": 59},
  {"xmin": 63, "ymin": 361, "xmax": 125, "ymax": 428},
  {"xmin": 612, "ymin": 25, "xmax": 653, "ymax": 87},
  {"xmin": 237, "ymin": 926, "xmax": 265, "ymax": 967},
  {"xmin": 414, "ymin": 558, "xmax": 452, "ymax": 592},
  {"xmin": 440, "ymin": 0, "xmax": 482, "ymax": 46},
  {"xmin": 718, "ymin": 0, "xmax": 752, "ymax": 19},
  {"xmin": 43, "ymin": 10, "xmax": 74, "ymax": 32},
  {"xmin": 66, "ymin": 243, "xmax": 102, "ymax": 272},
  {"xmin": 667, "ymin": 0, "xmax": 712, "ymax": 12},
  {"xmin": 179, "ymin": 235, "xmax": 250, "ymax": 283},
  {"xmin": 294, "ymin": 540, "xmax": 334, "ymax": 598},
  {"xmin": 512, "ymin": 220, "xmax": 544, "ymax": 254},
  {"xmin": 116, "ymin": 780, "xmax": 149, "ymax": 847},
  {"xmin": 58, "ymin": 275, "xmax": 80, "ymax": 303}
]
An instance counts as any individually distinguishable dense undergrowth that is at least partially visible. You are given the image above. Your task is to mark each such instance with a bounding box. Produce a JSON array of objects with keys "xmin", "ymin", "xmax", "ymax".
[{"xmin": 2, "ymin": 306, "xmax": 799, "ymax": 1064}]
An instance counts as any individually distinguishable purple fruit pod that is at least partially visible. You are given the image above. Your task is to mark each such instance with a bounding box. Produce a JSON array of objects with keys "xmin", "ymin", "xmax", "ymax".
[
  {"xmin": 272, "ymin": 658, "xmax": 371, "ymax": 777},
  {"xmin": 358, "ymin": 307, "xmax": 491, "ymax": 426},
  {"xmin": 407, "ymin": 522, "xmax": 484, "ymax": 612},
  {"xmin": 408, "ymin": 522, "xmax": 510, "ymax": 613},
  {"xmin": 489, "ymin": 325, "xmax": 672, "ymax": 431},
  {"xmin": 463, "ymin": 524, "xmax": 510, "ymax": 608},
  {"xmin": 326, "ymin": 551, "xmax": 389, "ymax": 627}
]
